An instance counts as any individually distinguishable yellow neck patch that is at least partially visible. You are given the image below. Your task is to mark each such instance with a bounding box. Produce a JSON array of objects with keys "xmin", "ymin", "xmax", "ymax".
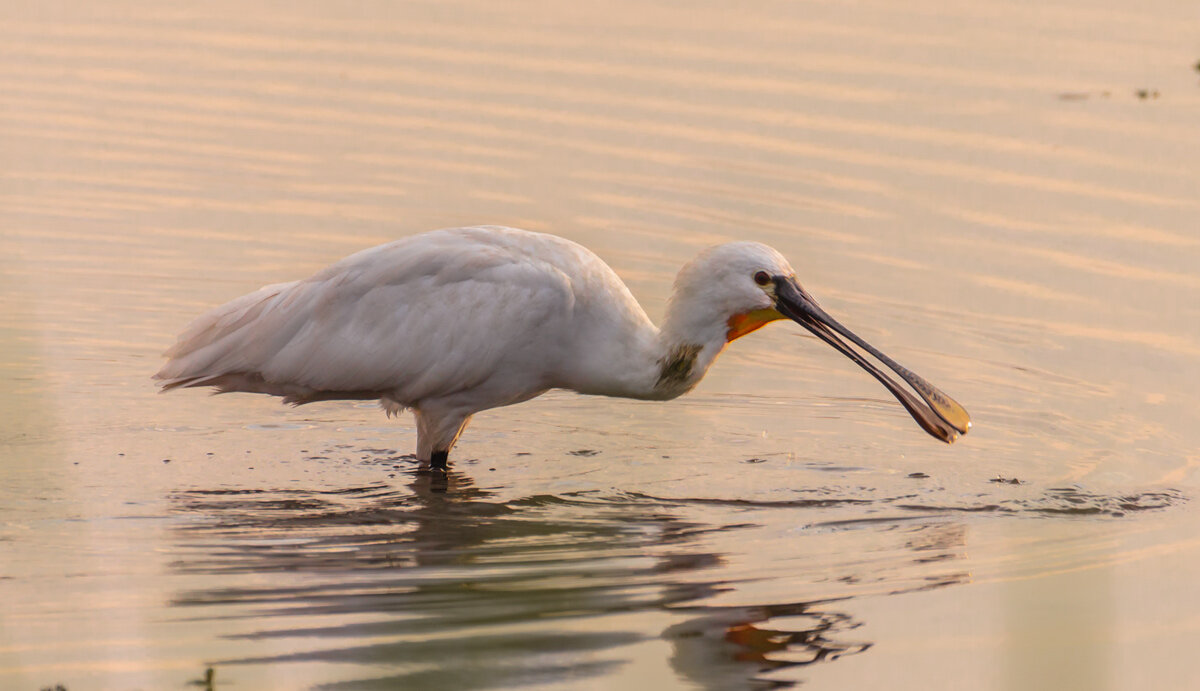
[{"xmin": 726, "ymin": 307, "xmax": 785, "ymax": 342}]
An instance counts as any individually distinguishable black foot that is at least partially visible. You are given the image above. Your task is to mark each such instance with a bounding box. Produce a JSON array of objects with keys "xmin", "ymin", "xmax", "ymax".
[{"xmin": 430, "ymin": 450, "xmax": 449, "ymax": 472}]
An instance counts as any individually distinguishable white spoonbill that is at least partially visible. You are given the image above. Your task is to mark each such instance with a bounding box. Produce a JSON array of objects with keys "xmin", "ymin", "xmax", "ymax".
[{"xmin": 155, "ymin": 225, "xmax": 970, "ymax": 470}]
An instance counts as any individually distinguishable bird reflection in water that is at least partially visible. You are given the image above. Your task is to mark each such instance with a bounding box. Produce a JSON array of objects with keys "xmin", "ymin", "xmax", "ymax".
[
  {"xmin": 167, "ymin": 457, "xmax": 969, "ymax": 688},
  {"xmin": 170, "ymin": 464, "xmax": 728, "ymax": 687},
  {"xmin": 666, "ymin": 602, "xmax": 871, "ymax": 689}
]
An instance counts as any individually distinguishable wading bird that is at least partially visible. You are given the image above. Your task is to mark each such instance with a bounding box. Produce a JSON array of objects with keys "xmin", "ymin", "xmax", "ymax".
[{"xmin": 156, "ymin": 226, "xmax": 970, "ymax": 470}]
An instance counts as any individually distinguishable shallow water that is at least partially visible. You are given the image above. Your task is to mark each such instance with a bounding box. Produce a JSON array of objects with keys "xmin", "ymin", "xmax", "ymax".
[{"xmin": 2, "ymin": 0, "xmax": 1199, "ymax": 689}]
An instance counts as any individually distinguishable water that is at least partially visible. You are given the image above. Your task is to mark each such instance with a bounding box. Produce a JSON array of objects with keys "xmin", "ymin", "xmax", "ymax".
[{"xmin": 2, "ymin": 0, "xmax": 1199, "ymax": 688}]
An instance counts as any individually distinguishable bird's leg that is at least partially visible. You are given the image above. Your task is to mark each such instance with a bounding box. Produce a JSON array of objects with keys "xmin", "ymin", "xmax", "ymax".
[{"xmin": 415, "ymin": 407, "xmax": 471, "ymax": 472}]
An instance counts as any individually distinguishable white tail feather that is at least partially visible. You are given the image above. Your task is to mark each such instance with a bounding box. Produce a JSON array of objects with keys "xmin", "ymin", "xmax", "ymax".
[{"xmin": 154, "ymin": 282, "xmax": 299, "ymax": 392}]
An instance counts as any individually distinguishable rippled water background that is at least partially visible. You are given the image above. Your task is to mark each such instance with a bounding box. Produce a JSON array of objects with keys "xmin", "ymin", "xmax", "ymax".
[{"xmin": 3, "ymin": 1, "xmax": 1199, "ymax": 689}]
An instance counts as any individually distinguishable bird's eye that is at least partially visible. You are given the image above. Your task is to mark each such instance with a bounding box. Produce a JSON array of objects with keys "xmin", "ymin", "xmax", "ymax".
[{"xmin": 753, "ymin": 271, "xmax": 771, "ymax": 286}]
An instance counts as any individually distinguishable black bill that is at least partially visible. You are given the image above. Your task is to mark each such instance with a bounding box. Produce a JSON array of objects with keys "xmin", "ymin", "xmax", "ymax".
[{"xmin": 774, "ymin": 276, "xmax": 972, "ymax": 443}]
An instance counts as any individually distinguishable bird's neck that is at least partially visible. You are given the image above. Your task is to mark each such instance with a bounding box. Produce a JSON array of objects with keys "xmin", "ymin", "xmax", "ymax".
[
  {"xmin": 645, "ymin": 337, "xmax": 720, "ymax": 399},
  {"xmin": 557, "ymin": 275, "xmax": 734, "ymax": 401},
  {"xmin": 558, "ymin": 303, "xmax": 728, "ymax": 401},
  {"xmin": 625, "ymin": 281, "xmax": 736, "ymax": 399},
  {"xmin": 562, "ymin": 326, "xmax": 723, "ymax": 402},
  {"xmin": 646, "ymin": 310, "xmax": 730, "ymax": 399}
]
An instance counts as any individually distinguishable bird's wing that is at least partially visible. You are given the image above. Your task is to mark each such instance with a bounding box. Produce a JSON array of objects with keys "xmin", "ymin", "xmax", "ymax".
[{"xmin": 154, "ymin": 229, "xmax": 577, "ymax": 403}]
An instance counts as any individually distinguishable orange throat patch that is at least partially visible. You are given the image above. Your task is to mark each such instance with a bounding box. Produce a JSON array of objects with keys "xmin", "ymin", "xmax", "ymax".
[{"xmin": 726, "ymin": 308, "xmax": 786, "ymax": 342}]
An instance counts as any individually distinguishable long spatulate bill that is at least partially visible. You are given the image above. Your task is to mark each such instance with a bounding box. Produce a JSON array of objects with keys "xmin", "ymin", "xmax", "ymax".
[{"xmin": 773, "ymin": 277, "xmax": 971, "ymax": 443}]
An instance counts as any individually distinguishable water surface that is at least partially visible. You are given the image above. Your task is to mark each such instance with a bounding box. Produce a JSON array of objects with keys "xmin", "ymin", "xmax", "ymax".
[{"xmin": 2, "ymin": 0, "xmax": 1199, "ymax": 689}]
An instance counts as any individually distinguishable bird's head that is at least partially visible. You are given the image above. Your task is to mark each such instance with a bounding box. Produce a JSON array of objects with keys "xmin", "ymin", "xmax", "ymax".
[
  {"xmin": 666, "ymin": 242, "xmax": 971, "ymax": 443},
  {"xmin": 665, "ymin": 242, "xmax": 792, "ymax": 339}
]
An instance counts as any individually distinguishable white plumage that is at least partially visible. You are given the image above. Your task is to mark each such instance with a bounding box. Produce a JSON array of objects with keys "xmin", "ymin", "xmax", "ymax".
[{"xmin": 157, "ymin": 225, "xmax": 969, "ymax": 469}]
